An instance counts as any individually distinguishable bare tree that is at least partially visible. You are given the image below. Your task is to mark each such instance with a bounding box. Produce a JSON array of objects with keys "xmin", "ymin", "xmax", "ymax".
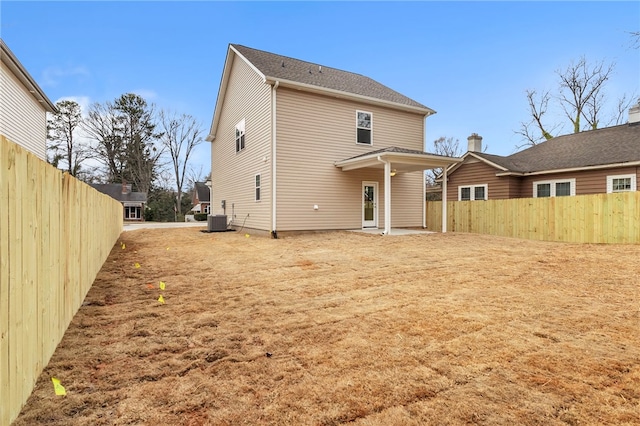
[
  {"xmin": 158, "ymin": 110, "xmax": 204, "ymax": 217},
  {"xmin": 516, "ymin": 90, "xmax": 557, "ymax": 147},
  {"xmin": 516, "ymin": 56, "xmax": 631, "ymax": 148},
  {"xmin": 557, "ymin": 57, "xmax": 613, "ymax": 133},
  {"xmin": 47, "ymin": 100, "xmax": 90, "ymax": 176},
  {"xmin": 83, "ymin": 100, "xmax": 126, "ymax": 182},
  {"xmin": 425, "ymin": 136, "xmax": 463, "ymax": 186},
  {"xmin": 83, "ymin": 94, "xmax": 163, "ymax": 193}
]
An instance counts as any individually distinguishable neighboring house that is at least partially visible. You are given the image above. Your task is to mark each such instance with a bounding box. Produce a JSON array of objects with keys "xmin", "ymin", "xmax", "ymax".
[
  {"xmin": 191, "ymin": 181, "xmax": 211, "ymax": 214},
  {"xmin": 440, "ymin": 103, "xmax": 640, "ymax": 201},
  {"xmin": 0, "ymin": 39, "xmax": 57, "ymax": 161},
  {"xmin": 90, "ymin": 183, "xmax": 147, "ymax": 221},
  {"xmin": 207, "ymin": 44, "xmax": 460, "ymax": 236}
]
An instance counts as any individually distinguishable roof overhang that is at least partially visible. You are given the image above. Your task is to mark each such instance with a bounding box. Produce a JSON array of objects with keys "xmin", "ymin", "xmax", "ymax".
[
  {"xmin": 335, "ymin": 150, "xmax": 462, "ymax": 173},
  {"xmin": 495, "ymin": 160, "xmax": 640, "ymax": 177},
  {"xmin": 0, "ymin": 40, "xmax": 57, "ymax": 113},
  {"xmin": 263, "ymin": 77, "xmax": 436, "ymax": 116}
]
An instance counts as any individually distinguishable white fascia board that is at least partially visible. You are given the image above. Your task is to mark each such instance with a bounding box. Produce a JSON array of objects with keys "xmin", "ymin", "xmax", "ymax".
[
  {"xmin": 264, "ymin": 77, "xmax": 436, "ymax": 116},
  {"xmin": 1, "ymin": 40, "xmax": 57, "ymax": 113},
  {"xmin": 436, "ymin": 151, "xmax": 509, "ymax": 183},
  {"xmin": 336, "ymin": 152, "xmax": 461, "ymax": 171},
  {"xmin": 494, "ymin": 160, "xmax": 640, "ymax": 177},
  {"xmin": 207, "ymin": 45, "xmax": 268, "ymax": 142}
]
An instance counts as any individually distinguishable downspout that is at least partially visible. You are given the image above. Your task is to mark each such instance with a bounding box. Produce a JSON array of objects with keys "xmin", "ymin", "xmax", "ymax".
[
  {"xmin": 422, "ymin": 116, "xmax": 427, "ymax": 229},
  {"xmin": 271, "ymin": 81, "xmax": 279, "ymax": 238},
  {"xmin": 442, "ymin": 166, "xmax": 448, "ymax": 233},
  {"xmin": 377, "ymin": 156, "xmax": 391, "ymax": 235}
]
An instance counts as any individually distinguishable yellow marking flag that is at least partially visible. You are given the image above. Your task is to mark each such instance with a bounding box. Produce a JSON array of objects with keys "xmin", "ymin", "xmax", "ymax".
[
  {"xmin": 134, "ymin": 262, "xmax": 140, "ymax": 269},
  {"xmin": 159, "ymin": 281, "xmax": 166, "ymax": 290},
  {"xmin": 51, "ymin": 377, "xmax": 66, "ymax": 396},
  {"xmin": 158, "ymin": 295, "xmax": 165, "ymax": 304},
  {"xmin": 245, "ymin": 234, "xmax": 250, "ymax": 238},
  {"xmin": 121, "ymin": 242, "xmax": 126, "ymax": 250}
]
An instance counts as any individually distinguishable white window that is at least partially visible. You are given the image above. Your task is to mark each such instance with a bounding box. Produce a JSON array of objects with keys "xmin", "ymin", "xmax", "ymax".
[
  {"xmin": 458, "ymin": 184, "xmax": 487, "ymax": 201},
  {"xmin": 533, "ymin": 179, "xmax": 576, "ymax": 197},
  {"xmin": 356, "ymin": 111, "xmax": 372, "ymax": 145},
  {"xmin": 255, "ymin": 174, "xmax": 261, "ymax": 202},
  {"xmin": 204, "ymin": 205, "xmax": 210, "ymax": 214},
  {"xmin": 235, "ymin": 119, "xmax": 245, "ymax": 153},
  {"xmin": 607, "ymin": 174, "xmax": 636, "ymax": 193}
]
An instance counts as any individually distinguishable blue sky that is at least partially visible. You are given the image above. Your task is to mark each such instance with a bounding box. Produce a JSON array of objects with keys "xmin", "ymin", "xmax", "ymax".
[{"xmin": 2, "ymin": 1, "xmax": 639, "ymax": 179}]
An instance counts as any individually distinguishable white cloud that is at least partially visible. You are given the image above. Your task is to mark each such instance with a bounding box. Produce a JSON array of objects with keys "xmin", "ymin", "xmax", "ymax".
[
  {"xmin": 41, "ymin": 65, "xmax": 90, "ymax": 87},
  {"xmin": 129, "ymin": 89, "xmax": 158, "ymax": 100},
  {"xmin": 53, "ymin": 95, "xmax": 92, "ymax": 115}
]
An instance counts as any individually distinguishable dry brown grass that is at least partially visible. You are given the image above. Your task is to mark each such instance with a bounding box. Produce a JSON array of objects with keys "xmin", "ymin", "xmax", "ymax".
[{"xmin": 14, "ymin": 228, "xmax": 640, "ymax": 425}]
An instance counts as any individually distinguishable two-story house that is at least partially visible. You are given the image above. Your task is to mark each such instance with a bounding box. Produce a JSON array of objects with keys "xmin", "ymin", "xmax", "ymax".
[
  {"xmin": 0, "ymin": 39, "xmax": 57, "ymax": 161},
  {"xmin": 440, "ymin": 102, "xmax": 640, "ymax": 201},
  {"xmin": 207, "ymin": 44, "xmax": 460, "ymax": 236}
]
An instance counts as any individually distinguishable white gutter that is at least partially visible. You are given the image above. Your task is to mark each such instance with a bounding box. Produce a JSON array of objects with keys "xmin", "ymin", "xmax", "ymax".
[
  {"xmin": 377, "ymin": 156, "xmax": 391, "ymax": 235},
  {"xmin": 494, "ymin": 160, "xmax": 640, "ymax": 177},
  {"xmin": 264, "ymin": 77, "xmax": 436, "ymax": 116},
  {"xmin": 271, "ymin": 81, "xmax": 279, "ymax": 236}
]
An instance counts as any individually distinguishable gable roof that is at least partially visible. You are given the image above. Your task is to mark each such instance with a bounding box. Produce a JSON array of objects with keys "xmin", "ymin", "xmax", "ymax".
[
  {"xmin": 194, "ymin": 181, "xmax": 210, "ymax": 203},
  {"xmin": 1, "ymin": 39, "xmax": 56, "ymax": 113},
  {"xmin": 208, "ymin": 44, "xmax": 435, "ymax": 141},
  {"xmin": 90, "ymin": 184, "xmax": 147, "ymax": 203},
  {"xmin": 446, "ymin": 123, "xmax": 640, "ymax": 177}
]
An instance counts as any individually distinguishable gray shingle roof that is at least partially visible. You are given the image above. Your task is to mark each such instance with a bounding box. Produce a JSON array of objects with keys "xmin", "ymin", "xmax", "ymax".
[
  {"xmin": 231, "ymin": 44, "xmax": 431, "ymax": 111},
  {"xmin": 342, "ymin": 146, "xmax": 444, "ymax": 161},
  {"xmin": 194, "ymin": 182, "xmax": 210, "ymax": 202},
  {"xmin": 474, "ymin": 124, "xmax": 640, "ymax": 173},
  {"xmin": 90, "ymin": 184, "xmax": 147, "ymax": 203}
]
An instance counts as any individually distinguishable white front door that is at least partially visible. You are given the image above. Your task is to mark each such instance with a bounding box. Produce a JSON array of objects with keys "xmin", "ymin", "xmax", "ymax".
[{"xmin": 362, "ymin": 181, "xmax": 378, "ymax": 228}]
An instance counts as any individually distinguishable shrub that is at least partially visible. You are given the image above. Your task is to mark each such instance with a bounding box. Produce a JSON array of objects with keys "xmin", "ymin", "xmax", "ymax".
[{"xmin": 194, "ymin": 213, "xmax": 208, "ymax": 221}]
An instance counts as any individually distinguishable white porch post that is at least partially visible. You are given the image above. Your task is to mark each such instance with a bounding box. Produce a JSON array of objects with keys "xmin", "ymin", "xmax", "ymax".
[
  {"xmin": 384, "ymin": 161, "xmax": 391, "ymax": 235},
  {"xmin": 442, "ymin": 166, "xmax": 448, "ymax": 233}
]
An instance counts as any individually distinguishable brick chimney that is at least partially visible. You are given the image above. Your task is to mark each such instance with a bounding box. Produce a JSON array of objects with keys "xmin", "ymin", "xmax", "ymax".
[
  {"xmin": 121, "ymin": 182, "xmax": 131, "ymax": 195},
  {"xmin": 467, "ymin": 133, "xmax": 483, "ymax": 152},
  {"xmin": 629, "ymin": 99, "xmax": 640, "ymax": 124}
]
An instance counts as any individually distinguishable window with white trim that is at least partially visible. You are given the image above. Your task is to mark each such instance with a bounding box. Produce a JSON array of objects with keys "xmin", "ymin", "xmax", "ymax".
[
  {"xmin": 255, "ymin": 174, "xmax": 261, "ymax": 202},
  {"xmin": 235, "ymin": 119, "xmax": 245, "ymax": 153},
  {"xmin": 533, "ymin": 179, "xmax": 576, "ymax": 197},
  {"xmin": 356, "ymin": 111, "xmax": 372, "ymax": 145},
  {"xmin": 458, "ymin": 184, "xmax": 487, "ymax": 201},
  {"xmin": 607, "ymin": 174, "xmax": 636, "ymax": 193}
]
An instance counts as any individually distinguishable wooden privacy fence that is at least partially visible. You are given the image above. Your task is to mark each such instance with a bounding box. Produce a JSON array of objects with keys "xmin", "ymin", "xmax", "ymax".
[
  {"xmin": 0, "ymin": 136, "xmax": 123, "ymax": 425},
  {"xmin": 426, "ymin": 192, "xmax": 640, "ymax": 244}
]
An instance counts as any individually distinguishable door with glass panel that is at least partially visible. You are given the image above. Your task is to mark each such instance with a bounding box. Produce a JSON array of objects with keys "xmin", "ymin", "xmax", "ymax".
[{"xmin": 362, "ymin": 182, "xmax": 378, "ymax": 228}]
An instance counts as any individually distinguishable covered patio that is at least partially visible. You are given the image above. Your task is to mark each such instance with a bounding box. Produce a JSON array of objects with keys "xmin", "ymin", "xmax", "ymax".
[{"xmin": 335, "ymin": 147, "xmax": 462, "ymax": 235}]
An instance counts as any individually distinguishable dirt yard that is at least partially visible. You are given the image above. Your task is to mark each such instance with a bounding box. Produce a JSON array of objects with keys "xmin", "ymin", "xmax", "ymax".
[{"xmin": 14, "ymin": 228, "xmax": 640, "ymax": 425}]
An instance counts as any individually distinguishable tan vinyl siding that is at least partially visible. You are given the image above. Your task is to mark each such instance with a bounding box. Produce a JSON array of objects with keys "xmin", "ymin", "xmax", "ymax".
[
  {"xmin": 210, "ymin": 56, "xmax": 272, "ymax": 231},
  {"xmin": 276, "ymin": 88, "xmax": 425, "ymax": 231},
  {"xmin": 446, "ymin": 159, "xmax": 518, "ymax": 201},
  {"xmin": 0, "ymin": 61, "xmax": 47, "ymax": 160},
  {"xmin": 520, "ymin": 166, "xmax": 640, "ymax": 197}
]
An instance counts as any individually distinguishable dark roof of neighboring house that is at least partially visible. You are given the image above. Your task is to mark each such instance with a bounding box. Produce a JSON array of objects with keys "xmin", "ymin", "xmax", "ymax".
[
  {"xmin": 231, "ymin": 44, "xmax": 432, "ymax": 112},
  {"xmin": 90, "ymin": 184, "xmax": 147, "ymax": 203},
  {"xmin": 194, "ymin": 182, "xmax": 210, "ymax": 203},
  {"xmin": 454, "ymin": 123, "xmax": 640, "ymax": 176}
]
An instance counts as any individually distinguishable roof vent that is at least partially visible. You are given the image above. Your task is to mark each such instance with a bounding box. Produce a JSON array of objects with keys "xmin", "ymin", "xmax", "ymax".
[
  {"xmin": 281, "ymin": 61, "xmax": 285, "ymax": 68},
  {"xmin": 319, "ymin": 65, "xmax": 322, "ymax": 73}
]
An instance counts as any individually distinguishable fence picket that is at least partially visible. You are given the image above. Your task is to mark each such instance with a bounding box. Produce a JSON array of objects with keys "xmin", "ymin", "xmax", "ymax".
[{"xmin": 426, "ymin": 192, "xmax": 640, "ymax": 244}]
